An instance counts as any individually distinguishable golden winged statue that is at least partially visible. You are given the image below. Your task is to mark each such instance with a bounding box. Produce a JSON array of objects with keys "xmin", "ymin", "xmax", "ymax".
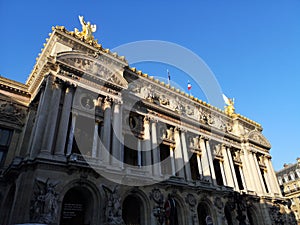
[
  {"xmin": 222, "ymin": 94, "xmax": 235, "ymax": 116},
  {"xmin": 74, "ymin": 15, "xmax": 97, "ymax": 41}
]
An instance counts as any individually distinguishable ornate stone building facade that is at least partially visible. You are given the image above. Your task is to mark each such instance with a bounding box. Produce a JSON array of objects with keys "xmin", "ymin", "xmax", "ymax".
[
  {"xmin": 276, "ymin": 158, "xmax": 300, "ymax": 224},
  {"xmin": 0, "ymin": 19, "xmax": 296, "ymax": 225}
]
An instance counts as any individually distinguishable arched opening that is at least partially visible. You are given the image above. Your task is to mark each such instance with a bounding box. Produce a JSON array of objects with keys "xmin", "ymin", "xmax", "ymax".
[
  {"xmin": 122, "ymin": 194, "xmax": 144, "ymax": 225},
  {"xmin": 247, "ymin": 207, "xmax": 258, "ymax": 225},
  {"xmin": 60, "ymin": 186, "xmax": 93, "ymax": 225},
  {"xmin": 224, "ymin": 204, "xmax": 233, "ymax": 225},
  {"xmin": 0, "ymin": 184, "xmax": 15, "ymax": 225},
  {"xmin": 197, "ymin": 202, "xmax": 212, "ymax": 225}
]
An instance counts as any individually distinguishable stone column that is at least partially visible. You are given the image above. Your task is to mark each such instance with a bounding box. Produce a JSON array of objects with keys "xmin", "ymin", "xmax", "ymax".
[
  {"xmin": 219, "ymin": 160, "xmax": 227, "ymax": 186},
  {"xmin": 240, "ymin": 146, "xmax": 255, "ymax": 192},
  {"xmin": 111, "ymin": 100, "xmax": 122, "ymax": 166},
  {"xmin": 30, "ymin": 75, "xmax": 53, "ymax": 158},
  {"xmin": 41, "ymin": 80, "xmax": 62, "ymax": 154},
  {"xmin": 250, "ymin": 151, "xmax": 265, "ymax": 194},
  {"xmin": 151, "ymin": 119, "xmax": 161, "ymax": 176},
  {"xmin": 137, "ymin": 139, "xmax": 142, "ymax": 167},
  {"xmin": 263, "ymin": 168, "xmax": 272, "ymax": 194},
  {"xmin": 174, "ymin": 127, "xmax": 185, "ymax": 178},
  {"xmin": 200, "ymin": 137, "xmax": 211, "ymax": 182},
  {"xmin": 66, "ymin": 113, "xmax": 77, "ymax": 156},
  {"xmin": 226, "ymin": 147, "xmax": 239, "ymax": 191},
  {"xmin": 170, "ymin": 147, "xmax": 176, "ymax": 176},
  {"xmin": 222, "ymin": 144, "xmax": 235, "ymax": 188},
  {"xmin": 205, "ymin": 139, "xmax": 217, "ymax": 185},
  {"xmin": 142, "ymin": 117, "xmax": 152, "ymax": 171},
  {"xmin": 196, "ymin": 153, "xmax": 203, "ymax": 179},
  {"xmin": 91, "ymin": 120, "xmax": 100, "ymax": 158},
  {"xmin": 239, "ymin": 166, "xmax": 247, "ymax": 191},
  {"xmin": 102, "ymin": 97, "xmax": 112, "ymax": 164},
  {"xmin": 266, "ymin": 157, "xmax": 282, "ymax": 195},
  {"xmin": 55, "ymin": 86, "xmax": 74, "ymax": 156},
  {"xmin": 181, "ymin": 131, "xmax": 192, "ymax": 180}
]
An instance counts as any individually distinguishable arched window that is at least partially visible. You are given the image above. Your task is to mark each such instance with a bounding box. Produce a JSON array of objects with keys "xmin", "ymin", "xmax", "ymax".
[
  {"xmin": 60, "ymin": 186, "xmax": 94, "ymax": 225},
  {"xmin": 122, "ymin": 195, "xmax": 143, "ymax": 225},
  {"xmin": 198, "ymin": 202, "xmax": 213, "ymax": 225}
]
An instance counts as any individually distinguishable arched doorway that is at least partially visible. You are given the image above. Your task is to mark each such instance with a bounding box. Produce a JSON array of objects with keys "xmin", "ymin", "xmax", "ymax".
[
  {"xmin": 122, "ymin": 195, "xmax": 143, "ymax": 225},
  {"xmin": 197, "ymin": 202, "xmax": 212, "ymax": 225},
  {"xmin": 0, "ymin": 184, "xmax": 15, "ymax": 225},
  {"xmin": 224, "ymin": 204, "xmax": 233, "ymax": 225},
  {"xmin": 60, "ymin": 186, "xmax": 93, "ymax": 225}
]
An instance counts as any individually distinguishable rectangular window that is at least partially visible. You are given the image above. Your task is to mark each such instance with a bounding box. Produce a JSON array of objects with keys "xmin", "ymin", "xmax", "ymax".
[
  {"xmin": 190, "ymin": 153, "xmax": 200, "ymax": 180},
  {"xmin": 0, "ymin": 127, "xmax": 13, "ymax": 167}
]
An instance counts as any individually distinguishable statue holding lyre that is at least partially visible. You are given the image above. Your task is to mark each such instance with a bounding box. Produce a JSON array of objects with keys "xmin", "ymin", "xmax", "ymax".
[{"xmin": 74, "ymin": 15, "xmax": 97, "ymax": 41}]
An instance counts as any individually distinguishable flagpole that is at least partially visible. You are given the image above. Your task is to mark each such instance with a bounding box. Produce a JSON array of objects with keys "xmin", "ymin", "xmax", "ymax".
[{"xmin": 167, "ymin": 69, "xmax": 170, "ymax": 85}]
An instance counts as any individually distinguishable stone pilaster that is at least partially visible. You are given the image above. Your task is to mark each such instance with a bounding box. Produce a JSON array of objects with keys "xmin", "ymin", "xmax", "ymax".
[
  {"xmin": 30, "ymin": 75, "xmax": 54, "ymax": 158},
  {"xmin": 240, "ymin": 145, "xmax": 255, "ymax": 192},
  {"xmin": 41, "ymin": 79, "xmax": 63, "ymax": 154},
  {"xmin": 55, "ymin": 85, "xmax": 74, "ymax": 156}
]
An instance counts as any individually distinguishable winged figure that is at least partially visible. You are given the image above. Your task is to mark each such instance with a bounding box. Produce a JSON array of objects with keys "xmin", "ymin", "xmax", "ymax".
[
  {"xmin": 222, "ymin": 94, "xmax": 235, "ymax": 116},
  {"xmin": 75, "ymin": 15, "xmax": 97, "ymax": 41}
]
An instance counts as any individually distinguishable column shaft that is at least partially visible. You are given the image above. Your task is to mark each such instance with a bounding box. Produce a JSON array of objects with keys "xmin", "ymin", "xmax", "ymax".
[
  {"xmin": 181, "ymin": 131, "xmax": 192, "ymax": 180},
  {"xmin": 220, "ymin": 161, "xmax": 227, "ymax": 186},
  {"xmin": 226, "ymin": 147, "xmax": 239, "ymax": 191},
  {"xmin": 222, "ymin": 145, "xmax": 235, "ymax": 188},
  {"xmin": 92, "ymin": 122, "xmax": 99, "ymax": 158},
  {"xmin": 102, "ymin": 98, "xmax": 112, "ymax": 164},
  {"xmin": 174, "ymin": 129, "xmax": 185, "ymax": 178},
  {"xmin": 41, "ymin": 82, "xmax": 62, "ymax": 154},
  {"xmin": 205, "ymin": 140, "xmax": 217, "ymax": 185},
  {"xmin": 200, "ymin": 138, "xmax": 211, "ymax": 182},
  {"xmin": 197, "ymin": 154, "xmax": 203, "ymax": 179},
  {"xmin": 151, "ymin": 121, "xmax": 161, "ymax": 176},
  {"xmin": 30, "ymin": 75, "xmax": 53, "ymax": 157},
  {"xmin": 111, "ymin": 102, "xmax": 122, "ymax": 166},
  {"xmin": 55, "ymin": 86, "xmax": 73, "ymax": 156},
  {"xmin": 66, "ymin": 114, "xmax": 77, "ymax": 156}
]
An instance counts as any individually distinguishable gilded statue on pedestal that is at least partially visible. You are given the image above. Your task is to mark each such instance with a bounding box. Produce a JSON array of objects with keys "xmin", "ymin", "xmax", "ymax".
[
  {"xmin": 75, "ymin": 15, "xmax": 97, "ymax": 41},
  {"xmin": 222, "ymin": 94, "xmax": 235, "ymax": 116}
]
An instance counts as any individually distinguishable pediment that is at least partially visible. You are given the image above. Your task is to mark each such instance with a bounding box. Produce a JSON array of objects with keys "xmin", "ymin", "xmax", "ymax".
[
  {"xmin": 56, "ymin": 51, "xmax": 128, "ymax": 89},
  {"xmin": 246, "ymin": 130, "xmax": 271, "ymax": 149}
]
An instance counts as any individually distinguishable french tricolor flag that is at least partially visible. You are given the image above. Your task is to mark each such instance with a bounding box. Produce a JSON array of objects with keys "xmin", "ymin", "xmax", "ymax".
[{"xmin": 187, "ymin": 81, "xmax": 192, "ymax": 90}]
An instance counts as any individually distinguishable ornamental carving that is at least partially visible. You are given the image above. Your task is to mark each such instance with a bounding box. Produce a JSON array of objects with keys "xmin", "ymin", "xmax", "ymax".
[
  {"xmin": 57, "ymin": 52, "xmax": 128, "ymax": 88},
  {"xmin": 0, "ymin": 101, "xmax": 27, "ymax": 126},
  {"xmin": 102, "ymin": 185, "xmax": 125, "ymax": 225},
  {"xmin": 213, "ymin": 144, "xmax": 223, "ymax": 158},
  {"xmin": 149, "ymin": 188, "xmax": 164, "ymax": 205},
  {"xmin": 30, "ymin": 178, "xmax": 59, "ymax": 224},
  {"xmin": 247, "ymin": 130, "xmax": 271, "ymax": 149}
]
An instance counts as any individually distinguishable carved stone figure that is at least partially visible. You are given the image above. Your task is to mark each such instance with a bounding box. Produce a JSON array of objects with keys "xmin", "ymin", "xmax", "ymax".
[
  {"xmin": 30, "ymin": 178, "xmax": 59, "ymax": 224},
  {"xmin": 102, "ymin": 185, "xmax": 125, "ymax": 225}
]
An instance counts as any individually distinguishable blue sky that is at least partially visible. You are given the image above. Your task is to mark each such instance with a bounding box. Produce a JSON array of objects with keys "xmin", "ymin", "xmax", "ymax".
[{"xmin": 0, "ymin": 1, "xmax": 299, "ymax": 170}]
